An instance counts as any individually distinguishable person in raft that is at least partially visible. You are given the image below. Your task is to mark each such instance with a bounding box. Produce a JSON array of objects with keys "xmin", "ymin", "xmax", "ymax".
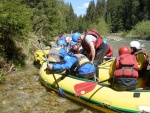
[
  {"xmin": 71, "ymin": 29, "xmax": 108, "ymax": 66},
  {"xmin": 69, "ymin": 40, "xmax": 84, "ymax": 54},
  {"xmin": 130, "ymin": 41, "xmax": 149, "ymax": 88},
  {"xmin": 109, "ymin": 46, "xmax": 139, "ymax": 91},
  {"xmin": 47, "ymin": 48, "xmax": 96, "ymax": 79},
  {"xmin": 103, "ymin": 40, "xmax": 113, "ymax": 60},
  {"xmin": 56, "ymin": 31, "xmax": 66, "ymax": 46}
]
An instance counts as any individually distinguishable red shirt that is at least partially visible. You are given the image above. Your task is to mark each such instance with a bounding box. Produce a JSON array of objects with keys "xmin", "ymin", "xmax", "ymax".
[{"xmin": 106, "ymin": 45, "xmax": 113, "ymax": 57}]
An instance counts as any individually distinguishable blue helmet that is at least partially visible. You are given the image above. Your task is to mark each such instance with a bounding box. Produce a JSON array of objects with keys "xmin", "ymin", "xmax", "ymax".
[
  {"xmin": 72, "ymin": 32, "xmax": 81, "ymax": 42},
  {"xmin": 70, "ymin": 40, "xmax": 77, "ymax": 46},
  {"xmin": 57, "ymin": 39, "xmax": 66, "ymax": 46},
  {"xmin": 103, "ymin": 40, "xmax": 108, "ymax": 45},
  {"xmin": 59, "ymin": 48, "xmax": 67, "ymax": 58}
]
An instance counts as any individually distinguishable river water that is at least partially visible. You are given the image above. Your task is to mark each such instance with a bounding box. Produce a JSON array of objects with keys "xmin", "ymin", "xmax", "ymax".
[{"xmin": 0, "ymin": 36, "xmax": 150, "ymax": 113}]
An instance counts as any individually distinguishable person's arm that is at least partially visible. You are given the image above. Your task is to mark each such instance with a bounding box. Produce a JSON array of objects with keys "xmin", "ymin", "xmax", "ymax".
[
  {"xmin": 48, "ymin": 56, "xmax": 76, "ymax": 70},
  {"xmin": 89, "ymin": 42, "xmax": 95, "ymax": 64},
  {"xmin": 48, "ymin": 61, "xmax": 72, "ymax": 70},
  {"xmin": 106, "ymin": 46, "xmax": 113, "ymax": 57}
]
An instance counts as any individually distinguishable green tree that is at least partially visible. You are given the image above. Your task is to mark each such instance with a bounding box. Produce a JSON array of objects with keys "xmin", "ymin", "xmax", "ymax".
[
  {"xmin": 86, "ymin": 0, "xmax": 96, "ymax": 24},
  {"xmin": 57, "ymin": 1, "xmax": 69, "ymax": 33},
  {"xmin": 95, "ymin": 0, "xmax": 105, "ymax": 19},
  {"xmin": 78, "ymin": 15, "xmax": 88, "ymax": 33},
  {"xmin": 107, "ymin": 0, "xmax": 124, "ymax": 32},
  {"xmin": 66, "ymin": 3, "xmax": 78, "ymax": 33},
  {"xmin": 31, "ymin": 0, "xmax": 60, "ymax": 38},
  {"xmin": 0, "ymin": 0, "xmax": 32, "ymax": 67}
]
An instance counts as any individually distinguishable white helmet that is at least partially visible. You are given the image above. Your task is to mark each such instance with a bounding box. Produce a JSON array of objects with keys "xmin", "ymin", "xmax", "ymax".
[{"xmin": 130, "ymin": 41, "xmax": 140, "ymax": 49}]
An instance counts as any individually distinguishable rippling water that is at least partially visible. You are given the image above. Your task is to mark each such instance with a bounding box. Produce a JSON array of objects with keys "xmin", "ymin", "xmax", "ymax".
[{"xmin": 109, "ymin": 38, "xmax": 150, "ymax": 69}]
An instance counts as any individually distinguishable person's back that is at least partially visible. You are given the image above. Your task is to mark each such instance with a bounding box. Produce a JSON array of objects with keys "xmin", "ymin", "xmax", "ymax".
[
  {"xmin": 47, "ymin": 47, "xmax": 62, "ymax": 63},
  {"xmin": 47, "ymin": 49, "xmax": 95, "ymax": 79},
  {"xmin": 72, "ymin": 30, "xmax": 108, "ymax": 66},
  {"xmin": 48, "ymin": 48, "xmax": 76, "ymax": 71},
  {"xmin": 109, "ymin": 46, "xmax": 138, "ymax": 91},
  {"xmin": 70, "ymin": 54, "xmax": 95, "ymax": 79}
]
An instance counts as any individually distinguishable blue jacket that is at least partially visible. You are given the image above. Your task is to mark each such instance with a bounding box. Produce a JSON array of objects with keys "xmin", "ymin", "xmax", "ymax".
[
  {"xmin": 60, "ymin": 36, "xmax": 66, "ymax": 41},
  {"xmin": 52, "ymin": 55, "xmax": 95, "ymax": 75}
]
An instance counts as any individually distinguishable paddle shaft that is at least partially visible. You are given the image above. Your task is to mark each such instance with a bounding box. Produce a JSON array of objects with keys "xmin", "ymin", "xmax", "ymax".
[
  {"xmin": 38, "ymin": 40, "xmax": 48, "ymax": 63},
  {"xmin": 32, "ymin": 43, "xmax": 41, "ymax": 50},
  {"xmin": 98, "ymin": 78, "xmax": 110, "ymax": 84},
  {"xmin": 38, "ymin": 40, "xmax": 65, "ymax": 97},
  {"xmin": 52, "ymin": 73, "xmax": 60, "ymax": 88},
  {"xmin": 100, "ymin": 58, "xmax": 114, "ymax": 66}
]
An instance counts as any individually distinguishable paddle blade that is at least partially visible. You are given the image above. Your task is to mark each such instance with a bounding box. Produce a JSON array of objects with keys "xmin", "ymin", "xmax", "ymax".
[
  {"xmin": 58, "ymin": 87, "xmax": 66, "ymax": 98},
  {"xmin": 74, "ymin": 82, "xmax": 96, "ymax": 96}
]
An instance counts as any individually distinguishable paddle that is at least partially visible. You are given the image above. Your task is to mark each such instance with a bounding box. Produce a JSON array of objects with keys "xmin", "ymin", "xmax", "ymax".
[
  {"xmin": 74, "ymin": 57, "xmax": 114, "ymax": 96},
  {"xmin": 31, "ymin": 42, "xmax": 41, "ymax": 50},
  {"xmin": 100, "ymin": 57, "xmax": 115, "ymax": 66},
  {"xmin": 74, "ymin": 78, "xmax": 110, "ymax": 96},
  {"xmin": 38, "ymin": 40, "xmax": 66, "ymax": 98}
]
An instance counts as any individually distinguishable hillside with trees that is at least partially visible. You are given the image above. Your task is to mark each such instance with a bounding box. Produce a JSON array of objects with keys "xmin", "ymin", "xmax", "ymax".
[{"xmin": 0, "ymin": 0, "xmax": 150, "ymax": 72}]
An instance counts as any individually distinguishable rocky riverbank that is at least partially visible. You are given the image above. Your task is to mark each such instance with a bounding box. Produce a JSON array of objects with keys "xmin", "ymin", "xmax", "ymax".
[{"xmin": 0, "ymin": 64, "xmax": 100, "ymax": 113}]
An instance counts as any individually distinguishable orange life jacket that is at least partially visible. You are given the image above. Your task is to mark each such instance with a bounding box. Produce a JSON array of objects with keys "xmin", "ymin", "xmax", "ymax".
[
  {"xmin": 115, "ymin": 54, "xmax": 138, "ymax": 78},
  {"xmin": 134, "ymin": 49, "xmax": 149, "ymax": 68},
  {"xmin": 81, "ymin": 29, "xmax": 103, "ymax": 53}
]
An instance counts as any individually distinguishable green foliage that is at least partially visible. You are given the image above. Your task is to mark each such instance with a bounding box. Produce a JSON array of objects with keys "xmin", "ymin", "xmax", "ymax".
[
  {"xmin": 89, "ymin": 17, "xmax": 110, "ymax": 36},
  {"xmin": 0, "ymin": 0, "xmax": 31, "ymax": 67},
  {"xmin": 66, "ymin": 3, "xmax": 78, "ymax": 33},
  {"xmin": 31, "ymin": 0, "xmax": 60, "ymax": 38},
  {"xmin": 0, "ymin": 0, "xmax": 32, "ymax": 38},
  {"xmin": 0, "ymin": 69, "xmax": 6, "ymax": 84},
  {"xmin": 86, "ymin": 0, "xmax": 96, "ymax": 24},
  {"xmin": 95, "ymin": 0, "xmax": 105, "ymax": 19},
  {"xmin": 130, "ymin": 20, "xmax": 150, "ymax": 39}
]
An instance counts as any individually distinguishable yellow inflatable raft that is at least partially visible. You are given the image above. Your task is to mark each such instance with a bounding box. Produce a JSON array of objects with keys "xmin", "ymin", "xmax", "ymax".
[
  {"xmin": 39, "ymin": 61, "xmax": 150, "ymax": 113},
  {"xmin": 33, "ymin": 49, "xmax": 50, "ymax": 68}
]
